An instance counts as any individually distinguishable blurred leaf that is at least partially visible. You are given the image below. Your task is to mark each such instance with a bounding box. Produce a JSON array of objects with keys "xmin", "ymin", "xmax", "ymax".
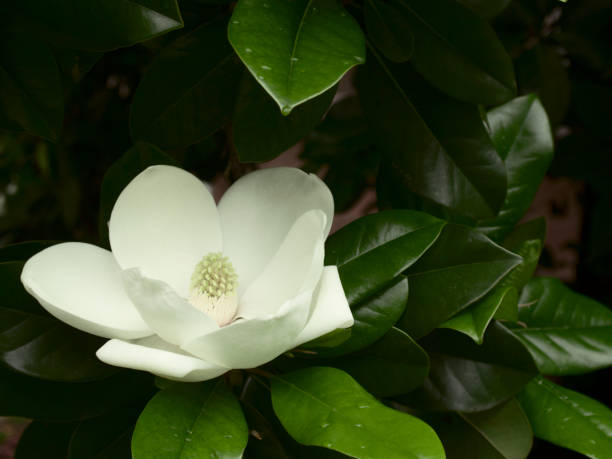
[
  {"xmin": 456, "ymin": 0, "xmax": 511, "ymax": 19},
  {"xmin": 478, "ymin": 95, "xmax": 553, "ymax": 241},
  {"xmin": 513, "ymin": 277, "xmax": 612, "ymax": 375},
  {"xmin": 518, "ymin": 377, "xmax": 612, "ymax": 459},
  {"xmin": 14, "ymin": 421, "xmax": 77, "ymax": 459},
  {"xmin": 271, "ymin": 367, "xmax": 445, "ymax": 458},
  {"xmin": 17, "ymin": 0, "xmax": 183, "ymax": 51},
  {"xmin": 98, "ymin": 142, "xmax": 178, "ymax": 246},
  {"xmin": 69, "ymin": 410, "xmax": 138, "ymax": 459},
  {"xmin": 0, "ymin": 241, "xmax": 58, "ymax": 263},
  {"xmin": 440, "ymin": 286, "xmax": 518, "ymax": 345},
  {"xmin": 364, "ymin": 0, "xmax": 414, "ymax": 62},
  {"xmin": 383, "ymin": 0, "xmax": 515, "ymax": 105},
  {"xmin": 233, "ymin": 74, "xmax": 335, "ymax": 162},
  {"xmin": 362, "ymin": 57, "xmax": 506, "ymax": 220},
  {"xmin": 52, "ymin": 47, "xmax": 102, "ymax": 84},
  {"xmin": 132, "ymin": 380, "xmax": 248, "ymax": 458},
  {"xmin": 426, "ymin": 398, "xmax": 532, "ymax": 459},
  {"xmin": 502, "ymin": 217, "xmax": 547, "ymax": 249},
  {"xmin": 0, "ymin": 22, "xmax": 63, "ymax": 140},
  {"xmin": 399, "ymin": 224, "xmax": 522, "ymax": 338},
  {"xmin": 405, "ymin": 323, "xmax": 538, "ymax": 412},
  {"xmin": 228, "ymin": 0, "xmax": 365, "ymax": 114},
  {"xmin": 130, "ymin": 17, "xmax": 242, "ymax": 149}
]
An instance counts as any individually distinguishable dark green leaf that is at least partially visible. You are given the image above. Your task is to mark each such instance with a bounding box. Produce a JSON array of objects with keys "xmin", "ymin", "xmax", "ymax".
[
  {"xmin": 17, "ymin": 0, "xmax": 183, "ymax": 51},
  {"xmin": 271, "ymin": 367, "xmax": 445, "ymax": 458},
  {"xmin": 385, "ymin": 0, "xmax": 515, "ymax": 105},
  {"xmin": 14, "ymin": 421, "xmax": 77, "ymax": 459},
  {"xmin": 440, "ymin": 286, "xmax": 518, "ymax": 344},
  {"xmin": 130, "ymin": 17, "xmax": 242, "ymax": 149},
  {"xmin": 456, "ymin": 0, "xmax": 511, "ymax": 19},
  {"xmin": 325, "ymin": 210, "xmax": 445, "ymax": 306},
  {"xmin": 399, "ymin": 224, "xmax": 522, "ymax": 338},
  {"xmin": 501, "ymin": 217, "xmax": 547, "ymax": 251},
  {"xmin": 518, "ymin": 377, "xmax": 612, "ymax": 459},
  {"xmin": 0, "ymin": 22, "xmax": 63, "ymax": 140},
  {"xmin": 98, "ymin": 142, "xmax": 178, "ymax": 246},
  {"xmin": 364, "ymin": 0, "xmax": 414, "ymax": 62},
  {"xmin": 478, "ymin": 95, "xmax": 553, "ymax": 241},
  {"xmin": 132, "ymin": 380, "xmax": 248, "ymax": 459},
  {"xmin": 406, "ymin": 323, "xmax": 538, "ymax": 412},
  {"xmin": 0, "ymin": 241, "xmax": 58, "ymax": 263},
  {"xmin": 498, "ymin": 239, "xmax": 542, "ymax": 294},
  {"xmin": 362, "ymin": 56, "xmax": 506, "ymax": 220},
  {"xmin": 228, "ymin": 0, "xmax": 365, "ymax": 114},
  {"xmin": 52, "ymin": 47, "xmax": 102, "ymax": 84},
  {"xmin": 427, "ymin": 398, "xmax": 532, "ymax": 459},
  {"xmin": 233, "ymin": 74, "xmax": 335, "ymax": 162},
  {"xmin": 513, "ymin": 277, "xmax": 612, "ymax": 375},
  {"xmin": 69, "ymin": 410, "xmax": 137, "ymax": 459}
]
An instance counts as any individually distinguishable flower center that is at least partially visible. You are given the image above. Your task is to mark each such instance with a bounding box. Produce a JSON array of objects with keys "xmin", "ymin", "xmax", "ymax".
[{"xmin": 188, "ymin": 252, "xmax": 238, "ymax": 326}]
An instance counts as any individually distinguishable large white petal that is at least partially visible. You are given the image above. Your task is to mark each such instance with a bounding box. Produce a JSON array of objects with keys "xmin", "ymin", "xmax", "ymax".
[
  {"xmin": 121, "ymin": 268, "xmax": 219, "ymax": 346},
  {"xmin": 238, "ymin": 209, "xmax": 325, "ymax": 319},
  {"xmin": 21, "ymin": 242, "xmax": 151, "ymax": 339},
  {"xmin": 96, "ymin": 336, "xmax": 229, "ymax": 382},
  {"xmin": 218, "ymin": 167, "xmax": 333, "ymax": 294},
  {"xmin": 292, "ymin": 266, "xmax": 354, "ymax": 348},
  {"xmin": 181, "ymin": 290, "xmax": 313, "ymax": 369},
  {"xmin": 109, "ymin": 165, "xmax": 222, "ymax": 297}
]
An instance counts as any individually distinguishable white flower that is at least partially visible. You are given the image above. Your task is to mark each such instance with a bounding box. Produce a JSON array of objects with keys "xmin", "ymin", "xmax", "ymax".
[{"xmin": 21, "ymin": 166, "xmax": 353, "ymax": 381}]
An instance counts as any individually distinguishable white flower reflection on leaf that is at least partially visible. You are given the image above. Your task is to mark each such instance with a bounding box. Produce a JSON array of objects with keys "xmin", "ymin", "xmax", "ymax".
[{"xmin": 21, "ymin": 166, "xmax": 353, "ymax": 382}]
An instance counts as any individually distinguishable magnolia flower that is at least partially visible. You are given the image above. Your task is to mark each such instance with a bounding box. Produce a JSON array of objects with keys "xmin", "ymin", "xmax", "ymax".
[{"xmin": 21, "ymin": 166, "xmax": 353, "ymax": 381}]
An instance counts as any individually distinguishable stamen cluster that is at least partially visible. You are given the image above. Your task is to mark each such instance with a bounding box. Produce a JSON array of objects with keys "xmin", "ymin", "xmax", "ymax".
[{"xmin": 190, "ymin": 252, "xmax": 238, "ymax": 299}]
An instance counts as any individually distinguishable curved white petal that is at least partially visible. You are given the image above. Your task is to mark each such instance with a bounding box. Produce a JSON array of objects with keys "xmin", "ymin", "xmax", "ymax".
[
  {"xmin": 292, "ymin": 266, "xmax": 354, "ymax": 348},
  {"xmin": 96, "ymin": 336, "xmax": 229, "ymax": 382},
  {"xmin": 181, "ymin": 289, "xmax": 313, "ymax": 369},
  {"xmin": 121, "ymin": 268, "xmax": 219, "ymax": 346},
  {"xmin": 21, "ymin": 243, "xmax": 151, "ymax": 339},
  {"xmin": 218, "ymin": 167, "xmax": 333, "ymax": 294},
  {"xmin": 238, "ymin": 209, "xmax": 326, "ymax": 319},
  {"xmin": 109, "ymin": 165, "xmax": 222, "ymax": 297}
]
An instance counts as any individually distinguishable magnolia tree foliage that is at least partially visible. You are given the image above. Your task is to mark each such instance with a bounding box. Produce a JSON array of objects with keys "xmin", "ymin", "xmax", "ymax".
[{"xmin": 1, "ymin": 0, "xmax": 612, "ymax": 458}]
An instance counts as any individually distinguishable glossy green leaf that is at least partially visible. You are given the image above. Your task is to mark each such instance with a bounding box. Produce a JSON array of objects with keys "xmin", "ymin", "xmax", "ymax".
[
  {"xmin": 271, "ymin": 367, "xmax": 445, "ymax": 459},
  {"xmin": 427, "ymin": 398, "xmax": 532, "ymax": 459},
  {"xmin": 518, "ymin": 377, "xmax": 612, "ymax": 459},
  {"xmin": 498, "ymin": 239, "xmax": 542, "ymax": 295},
  {"xmin": 69, "ymin": 410, "xmax": 137, "ymax": 459},
  {"xmin": 228, "ymin": 0, "xmax": 365, "ymax": 114},
  {"xmin": 478, "ymin": 95, "xmax": 554, "ymax": 241},
  {"xmin": 407, "ymin": 323, "xmax": 538, "ymax": 412},
  {"xmin": 0, "ymin": 241, "xmax": 58, "ymax": 263},
  {"xmin": 233, "ymin": 74, "xmax": 335, "ymax": 162},
  {"xmin": 17, "ymin": 0, "xmax": 183, "ymax": 51},
  {"xmin": 364, "ymin": 0, "xmax": 414, "ymax": 62},
  {"xmin": 14, "ymin": 421, "xmax": 76, "ymax": 459},
  {"xmin": 130, "ymin": 17, "xmax": 242, "ymax": 149},
  {"xmin": 98, "ymin": 142, "xmax": 178, "ymax": 245},
  {"xmin": 325, "ymin": 210, "xmax": 445, "ymax": 305},
  {"xmin": 0, "ymin": 23, "xmax": 63, "ymax": 140},
  {"xmin": 384, "ymin": 0, "xmax": 515, "ymax": 105},
  {"xmin": 399, "ymin": 224, "xmax": 522, "ymax": 338},
  {"xmin": 440, "ymin": 286, "xmax": 518, "ymax": 345},
  {"xmin": 456, "ymin": 0, "xmax": 511, "ymax": 19},
  {"xmin": 132, "ymin": 380, "xmax": 248, "ymax": 459},
  {"xmin": 513, "ymin": 277, "xmax": 612, "ymax": 375},
  {"xmin": 361, "ymin": 56, "xmax": 506, "ymax": 220}
]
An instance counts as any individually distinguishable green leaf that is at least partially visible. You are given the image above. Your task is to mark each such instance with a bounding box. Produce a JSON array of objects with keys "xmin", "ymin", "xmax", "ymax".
[
  {"xmin": 15, "ymin": 421, "xmax": 76, "ymax": 459},
  {"xmin": 364, "ymin": 0, "xmax": 414, "ymax": 62},
  {"xmin": 478, "ymin": 95, "xmax": 554, "ymax": 241},
  {"xmin": 440, "ymin": 286, "xmax": 518, "ymax": 345},
  {"xmin": 498, "ymin": 239, "xmax": 542, "ymax": 294},
  {"xmin": 69, "ymin": 410, "xmax": 137, "ymax": 458},
  {"xmin": 17, "ymin": 0, "xmax": 183, "ymax": 51},
  {"xmin": 0, "ymin": 241, "xmax": 58, "ymax": 263},
  {"xmin": 228, "ymin": 0, "xmax": 365, "ymax": 114},
  {"xmin": 427, "ymin": 398, "xmax": 532, "ymax": 459},
  {"xmin": 132, "ymin": 380, "xmax": 248, "ymax": 459},
  {"xmin": 0, "ymin": 22, "xmax": 63, "ymax": 140},
  {"xmin": 406, "ymin": 323, "xmax": 538, "ymax": 412},
  {"xmin": 98, "ymin": 142, "xmax": 178, "ymax": 246},
  {"xmin": 518, "ymin": 377, "xmax": 612, "ymax": 459},
  {"xmin": 513, "ymin": 277, "xmax": 612, "ymax": 375},
  {"xmin": 398, "ymin": 224, "xmax": 522, "ymax": 338},
  {"xmin": 271, "ymin": 367, "xmax": 445, "ymax": 459},
  {"xmin": 233, "ymin": 74, "xmax": 335, "ymax": 162},
  {"xmin": 383, "ymin": 0, "xmax": 515, "ymax": 105},
  {"xmin": 130, "ymin": 17, "xmax": 242, "ymax": 149},
  {"xmin": 502, "ymin": 217, "xmax": 547, "ymax": 250},
  {"xmin": 325, "ymin": 210, "xmax": 445, "ymax": 306},
  {"xmin": 456, "ymin": 0, "xmax": 511, "ymax": 19},
  {"xmin": 362, "ymin": 56, "xmax": 506, "ymax": 220}
]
